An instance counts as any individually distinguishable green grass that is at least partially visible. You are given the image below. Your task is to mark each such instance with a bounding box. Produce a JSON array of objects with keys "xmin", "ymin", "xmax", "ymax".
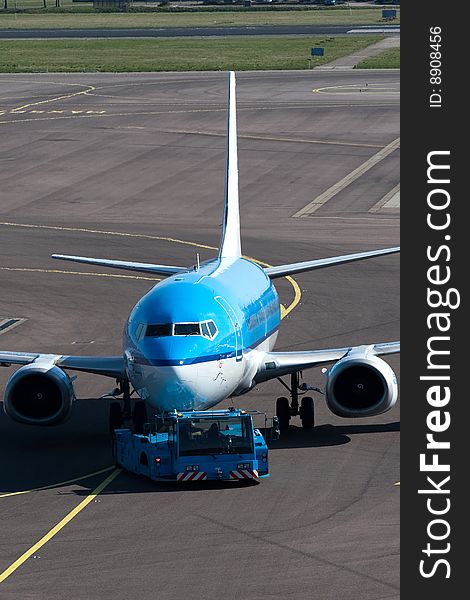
[
  {"xmin": 356, "ymin": 47, "xmax": 399, "ymax": 69},
  {"xmin": 0, "ymin": 35, "xmax": 382, "ymax": 72},
  {"xmin": 0, "ymin": 7, "xmax": 400, "ymax": 29}
]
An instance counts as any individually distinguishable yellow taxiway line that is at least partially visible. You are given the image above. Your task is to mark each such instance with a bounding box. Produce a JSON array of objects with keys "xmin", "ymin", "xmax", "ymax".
[
  {"xmin": 0, "ymin": 221, "xmax": 301, "ymax": 583},
  {"xmin": 0, "ymin": 266, "xmax": 160, "ymax": 282},
  {"xmin": 0, "ymin": 104, "xmax": 398, "ymax": 126},
  {"xmin": 10, "ymin": 83, "xmax": 96, "ymax": 114},
  {"xmin": 312, "ymin": 83, "xmax": 399, "ymax": 95},
  {"xmin": 0, "ymin": 468, "xmax": 122, "ymax": 584},
  {"xmin": 0, "ymin": 221, "xmax": 301, "ymax": 317},
  {"xmin": 0, "ymin": 80, "xmax": 302, "ymax": 583},
  {"xmin": 0, "ymin": 466, "xmax": 115, "ymax": 499},
  {"xmin": 0, "ymin": 221, "xmax": 216, "ymax": 250}
]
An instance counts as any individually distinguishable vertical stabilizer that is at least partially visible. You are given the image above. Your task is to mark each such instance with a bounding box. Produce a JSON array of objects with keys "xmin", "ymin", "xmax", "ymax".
[{"xmin": 219, "ymin": 71, "xmax": 242, "ymax": 259}]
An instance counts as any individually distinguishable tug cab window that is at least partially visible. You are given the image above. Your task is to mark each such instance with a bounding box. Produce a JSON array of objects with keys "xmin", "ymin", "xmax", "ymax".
[{"xmin": 178, "ymin": 416, "xmax": 254, "ymax": 456}]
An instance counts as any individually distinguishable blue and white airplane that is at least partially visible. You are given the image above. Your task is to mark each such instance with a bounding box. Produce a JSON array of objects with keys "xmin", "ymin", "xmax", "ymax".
[{"xmin": 1, "ymin": 72, "xmax": 399, "ymax": 432}]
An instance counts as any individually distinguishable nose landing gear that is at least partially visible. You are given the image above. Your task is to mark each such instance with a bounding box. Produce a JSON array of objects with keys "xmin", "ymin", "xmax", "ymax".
[
  {"xmin": 275, "ymin": 372, "xmax": 320, "ymax": 432},
  {"xmin": 108, "ymin": 379, "xmax": 147, "ymax": 434}
]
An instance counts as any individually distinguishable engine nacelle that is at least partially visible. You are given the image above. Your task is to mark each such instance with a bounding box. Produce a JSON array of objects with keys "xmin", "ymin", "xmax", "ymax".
[
  {"xmin": 325, "ymin": 347, "xmax": 398, "ymax": 418},
  {"xmin": 4, "ymin": 364, "xmax": 75, "ymax": 426}
]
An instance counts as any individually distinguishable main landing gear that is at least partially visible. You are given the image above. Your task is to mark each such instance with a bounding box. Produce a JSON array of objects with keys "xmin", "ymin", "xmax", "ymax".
[
  {"xmin": 108, "ymin": 379, "xmax": 148, "ymax": 434},
  {"xmin": 275, "ymin": 372, "xmax": 318, "ymax": 432}
]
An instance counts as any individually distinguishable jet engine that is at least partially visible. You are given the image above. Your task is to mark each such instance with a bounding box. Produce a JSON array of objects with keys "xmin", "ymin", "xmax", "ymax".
[
  {"xmin": 325, "ymin": 347, "xmax": 398, "ymax": 418},
  {"xmin": 3, "ymin": 364, "xmax": 75, "ymax": 426}
]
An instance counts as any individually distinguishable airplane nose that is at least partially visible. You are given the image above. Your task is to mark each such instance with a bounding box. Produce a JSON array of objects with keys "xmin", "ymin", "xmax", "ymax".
[
  {"xmin": 144, "ymin": 364, "xmax": 203, "ymax": 412},
  {"xmin": 142, "ymin": 337, "xmax": 174, "ymax": 361},
  {"xmin": 136, "ymin": 337, "xmax": 220, "ymax": 412}
]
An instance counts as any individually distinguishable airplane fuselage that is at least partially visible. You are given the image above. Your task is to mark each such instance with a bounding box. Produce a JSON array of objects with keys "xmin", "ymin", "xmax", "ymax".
[
  {"xmin": 0, "ymin": 71, "xmax": 399, "ymax": 433},
  {"xmin": 123, "ymin": 257, "xmax": 280, "ymax": 413}
]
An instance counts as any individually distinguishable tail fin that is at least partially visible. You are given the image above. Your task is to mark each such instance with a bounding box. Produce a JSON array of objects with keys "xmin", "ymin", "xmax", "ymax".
[{"xmin": 219, "ymin": 71, "xmax": 242, "ymax": 259}]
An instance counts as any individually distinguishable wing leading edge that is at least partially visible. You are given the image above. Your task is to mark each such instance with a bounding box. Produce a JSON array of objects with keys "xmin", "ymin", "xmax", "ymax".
[
  {"xmin": 51, "ymin": 255, "xmax": 187, "ymax": 277},
  {"xmin": 264, "ymin": 247, "xmax": 399, "ymax": 279},
  {"xmin": 255, "ymin": 341, "xmax": 400, "ymax": 383},
  {"xmin": 0, "ymin": 351, "xmax": 125, "ymax": 379}
]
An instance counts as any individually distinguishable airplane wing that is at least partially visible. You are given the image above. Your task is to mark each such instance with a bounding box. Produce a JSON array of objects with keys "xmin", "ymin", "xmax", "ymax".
[
  {"xmin": 264, "ymin": 247, "xmax": 399, "ymax": 279},
  {"xmin": 255, "ymin": 341, "xmax": 400, "ymax": 382},
  {"xmin": 51, "ymin": 254, "xmax": 187, "ymax": 277},
  {"xmin": 0, "ymin": 351, "xmax": 125, "ymax": 379}
]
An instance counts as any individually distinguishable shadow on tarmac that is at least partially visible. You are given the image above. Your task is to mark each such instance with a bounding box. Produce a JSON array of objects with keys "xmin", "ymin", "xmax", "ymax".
[
  {"xmin": 75, "ymin": 471, "xmax": 262, "ymax": 496},
  {"xmin": 268, "ymin": 421, "xmax": 400, "ymax": 450},
  {"xmin": 0, "ymin": 399, "xmax": 399, "ymax": 496},
  {"xmin": 0, "ymin": 399, "xmax": 113, "ymax": 494}
]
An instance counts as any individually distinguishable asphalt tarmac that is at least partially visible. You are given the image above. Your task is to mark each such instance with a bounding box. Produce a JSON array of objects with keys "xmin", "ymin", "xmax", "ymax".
[
  {"xmin": 0, "ymin": 24, "xmax": 400, "ymax": 39},
  {"xmin": 0, "ymin": 70, "xmax": 399, "ymax": 599}
]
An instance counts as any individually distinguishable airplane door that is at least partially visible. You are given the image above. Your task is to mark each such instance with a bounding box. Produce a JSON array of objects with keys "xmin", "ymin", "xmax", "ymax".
[{"xmin": 215, "ymin": 296, "xmax": 243, "ymax": 362}]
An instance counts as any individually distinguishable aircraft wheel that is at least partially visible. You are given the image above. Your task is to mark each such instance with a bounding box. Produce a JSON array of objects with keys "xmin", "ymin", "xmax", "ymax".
[
  {"xmin": 109, "ymin": 402, "xmax": 123, "ymax": 433},
  {"xmin": 276, "ymin": 397, "xmax": 290, "ymax": 432},
  {"xmin": 300, "ymin": 396, "xmax": 315, "ymax": 429},
  {"xmin": 132, "ymin": 401, "xmax": 147, "ymax": 434}
]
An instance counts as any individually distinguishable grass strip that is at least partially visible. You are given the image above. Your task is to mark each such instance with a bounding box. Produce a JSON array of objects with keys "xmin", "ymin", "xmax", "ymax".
[
  {"xmin": 356, "ymin": 47, "xmax": 399, "ymax": 69},
  {"xmin": 0, "ymin": 7, "xmax": 400, "ymax": 29},
  {"xmin": 0, "ymin": 35, "xmax": 382, "ymax": 72}
]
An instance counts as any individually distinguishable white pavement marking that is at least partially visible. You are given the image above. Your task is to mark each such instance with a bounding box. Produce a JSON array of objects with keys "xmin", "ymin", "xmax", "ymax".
[
  {"xmin": 316, "ymin": 36, "xmax": 400, "ymax": 70},
  {"xmin": 293, "ymin": 137, "xmax": 400, "ymax": 218},
  {"xmin": 347, "ymin": 28, "xmax": 400, "ymax": 34},
  {"xmin": 370, "ymin": 183, "xmax": 400, "ymax": 213},
  {"xmin": 0, "ymin": 318, "xmax": 26, "ymax": 337}
]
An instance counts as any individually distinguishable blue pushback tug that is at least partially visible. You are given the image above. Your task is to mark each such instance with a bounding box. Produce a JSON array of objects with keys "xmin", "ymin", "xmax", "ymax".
[{"xmin": 113, "ymin": 409, "xmax": 271, "ymax": 483}]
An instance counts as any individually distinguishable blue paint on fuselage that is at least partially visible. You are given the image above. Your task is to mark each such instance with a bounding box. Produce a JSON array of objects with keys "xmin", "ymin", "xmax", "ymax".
[{"xmin": 123, "ymin": 257, "xmax": 280, "ymax": 367}]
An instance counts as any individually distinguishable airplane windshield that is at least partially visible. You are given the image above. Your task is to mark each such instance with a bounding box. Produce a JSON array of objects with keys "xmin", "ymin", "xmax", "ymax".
[
  {"xmin": 146, "ymin": 324, "xmax": 172, "ymax": 337},
  {"xmin": 145, "ymin": 320, "xmax": 218, "ymax": 339},
  {"xmin": 178, "ymin": 416, "xmax": 254, "ymax": 456},
  {"xmin": 174, "ymin": 323, "xmax": 200, "ymax": 336}
]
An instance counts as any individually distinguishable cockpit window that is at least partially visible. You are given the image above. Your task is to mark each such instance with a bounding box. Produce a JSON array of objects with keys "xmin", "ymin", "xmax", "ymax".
[
  {"xmin": 135, "ymin": 323, "xmax": 146, "ymax": 341},
  {"xmin": 174, "ymin": 323, "xmax": 201, "ymax": 336},
  {"xmin": 146, "ymin": 324, "xmax": 173, "ymax": 337},
  {"xmin": 144, "ymin": 320, "xmax": 218, "ymax": 339},
  {"xmin": 207, "ymin": 321, "xmax": 217, "ymax": 338},
  {"xmin": 199, "ymin": 320, "xmax": 218, "ymax": 340}
]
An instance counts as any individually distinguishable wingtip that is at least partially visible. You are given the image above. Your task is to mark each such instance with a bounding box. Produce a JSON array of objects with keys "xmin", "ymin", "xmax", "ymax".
[{"xmin": 51, "ymin": 254, "xmax": 69, "ymax": 261}]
